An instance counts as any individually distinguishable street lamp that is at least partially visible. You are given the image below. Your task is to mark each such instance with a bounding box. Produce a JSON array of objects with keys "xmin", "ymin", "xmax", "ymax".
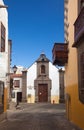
[
  {"xmin": 6, "ymin": 65, "xmax": 17, "ymax": 76},
  {"xmin": 12, "ymin": 65, "xmax": 17, "ymax": 74}
]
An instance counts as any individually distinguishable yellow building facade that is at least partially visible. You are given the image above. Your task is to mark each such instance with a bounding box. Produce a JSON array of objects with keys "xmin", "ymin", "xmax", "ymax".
[
  {"xmin": 52, "ymin": 0, "xmax": 84, "ymax": 129},
  {"xmin": 64, "ymin": 0, "xmax": 84, "ymax": 129}
]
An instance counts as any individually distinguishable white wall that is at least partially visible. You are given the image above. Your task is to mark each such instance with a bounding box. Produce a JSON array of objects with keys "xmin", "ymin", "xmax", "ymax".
[
  {"xmin": 0, "ymin": 0, "xmax": 8, "ymax": 88},
  {"xmin": 27, "ymin": 62, "xmax": 59, "ymax": 97},
  {"xmin": 27, "ymin": 62, "xmax": 37, "ymax": 96},
  {"xmin": 49, "ymin": 62, "xmax": 59, "ymax": 96},
  {"xmin": 12, "ymin": 77, "xmax": 22, "ymax": 102}
]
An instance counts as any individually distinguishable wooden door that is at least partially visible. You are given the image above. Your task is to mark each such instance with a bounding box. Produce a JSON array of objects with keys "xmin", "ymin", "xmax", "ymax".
[
  {"xmin": 17, "ymin": 92, "xmax": 22, "ymax": 102},
  {"xmin": 38, "ymin": 84, "xmax": 48, "ymax": 102}
]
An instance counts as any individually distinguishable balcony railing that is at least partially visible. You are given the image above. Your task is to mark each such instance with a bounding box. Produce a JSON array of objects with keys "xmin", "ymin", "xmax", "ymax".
[
  {"xmin": 52, "ymin": 43, "xmax": 68, "ymax": 66},
  {"xmin": 73, "ymin": 7, "xmax": 84, "ymax": 47}
]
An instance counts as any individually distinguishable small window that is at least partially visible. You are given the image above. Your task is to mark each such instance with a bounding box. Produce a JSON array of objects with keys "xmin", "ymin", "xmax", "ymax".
[
  {"xmin": 41, "ymin": 65, "xmax": 45, "ymax": 74},
  {"xmin": 14, "ymin": 80, "xmax": 20, "ymax": 88}
]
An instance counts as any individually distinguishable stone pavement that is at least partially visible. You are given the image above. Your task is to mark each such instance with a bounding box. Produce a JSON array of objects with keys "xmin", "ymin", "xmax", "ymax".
[{"xmin": 0, "ymin": 103, "xmax": 82, "ymax": 130}]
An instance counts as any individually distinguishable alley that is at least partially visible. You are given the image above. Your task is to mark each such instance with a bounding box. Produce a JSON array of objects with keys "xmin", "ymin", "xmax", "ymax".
[{"xmin": 0, "ymin": 103, "xmax": 81, "ymax": 130}]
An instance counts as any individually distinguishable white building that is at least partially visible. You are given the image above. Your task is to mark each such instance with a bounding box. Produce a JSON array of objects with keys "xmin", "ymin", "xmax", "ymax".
[
  {"xmin": 27, "ymin": 53, "xmax": 60, "ymax": 104},
  {"xmin": 11, "ymin": 66, "xmax": 23, "ymax": 103},
  {"xmin": 11, "ymin": 66, "xmax": 27, "ymax": 103},
  {"xmin": 0, "ymin": 0, "xmax": 11, "ymax": 121}
]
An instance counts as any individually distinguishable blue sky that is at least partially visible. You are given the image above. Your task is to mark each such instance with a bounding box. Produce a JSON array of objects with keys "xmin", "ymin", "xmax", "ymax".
[{"xmin": 4, "ymin": 0, "xmax": 64, "ymax": 68}]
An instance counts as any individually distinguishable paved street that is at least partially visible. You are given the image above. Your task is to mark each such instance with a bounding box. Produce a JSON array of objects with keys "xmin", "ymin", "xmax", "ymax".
[{"xmin": 0, "ymin": 103, "xmax": 82, "ymax": 130}]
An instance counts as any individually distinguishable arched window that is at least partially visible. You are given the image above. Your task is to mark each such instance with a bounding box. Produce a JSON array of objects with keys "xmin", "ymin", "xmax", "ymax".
[{"xmin": 41, "ymin": 65, "xmax": 45, "ymax": 74}]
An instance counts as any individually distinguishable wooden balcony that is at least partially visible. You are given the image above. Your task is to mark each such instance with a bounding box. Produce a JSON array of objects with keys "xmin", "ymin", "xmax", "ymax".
[
  {"xmin": 73, "ymin": 7, "xmax": 84, "ymax": 47},
  {"xmin": 52, "ymin": 43, "xmax": 68, "ymax": 66}
]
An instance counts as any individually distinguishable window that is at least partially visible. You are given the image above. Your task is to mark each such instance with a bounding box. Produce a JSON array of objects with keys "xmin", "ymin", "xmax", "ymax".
[
  {"xmin": 14, "ymin": 80, "xmax": 20, "ymax": 88},
  {"xmin": 1, "ymin": 23, "xmax": 5, "ymax": 52},
  {"xmin": 41, "ymin": 65, "xmax": 45, "ymax": 74}
]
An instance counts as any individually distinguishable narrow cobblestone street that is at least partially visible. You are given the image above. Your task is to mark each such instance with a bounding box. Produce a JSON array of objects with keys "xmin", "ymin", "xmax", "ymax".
[{"xmin": 0, "ymin": 103, "xmax": 82, "ymax": 130}]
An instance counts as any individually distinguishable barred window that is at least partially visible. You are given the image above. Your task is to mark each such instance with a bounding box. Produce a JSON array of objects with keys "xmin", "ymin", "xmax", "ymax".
[{"xmin": 14, "ymin": 80, "xmax": 20, "ymax": 88}]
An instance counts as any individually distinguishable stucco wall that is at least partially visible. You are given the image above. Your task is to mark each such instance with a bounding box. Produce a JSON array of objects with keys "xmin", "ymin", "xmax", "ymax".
[
  {"xmin": 27, "ymin": 62, "xmax": 37, "ymax": 99},
  {"xmin": 65, "ymin": 0, "xmax": 78, "ymax": 87},
  {"xmin": 49, "ymin": 62, "xmax": 59, "ymax": 96}
]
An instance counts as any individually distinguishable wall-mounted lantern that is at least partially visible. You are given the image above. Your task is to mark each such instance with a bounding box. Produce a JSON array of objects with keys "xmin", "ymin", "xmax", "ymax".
[{"xmin": 12, "ymin": 65, "xmax": 17, "ymax": 74}]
